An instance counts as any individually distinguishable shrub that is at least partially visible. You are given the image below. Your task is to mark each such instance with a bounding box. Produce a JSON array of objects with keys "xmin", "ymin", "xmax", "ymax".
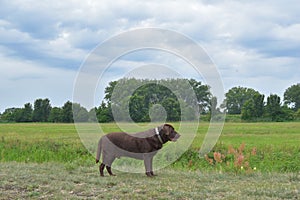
[{"xmin": 205, "ymin": 143, "xmax": 257, "ymax": 174}]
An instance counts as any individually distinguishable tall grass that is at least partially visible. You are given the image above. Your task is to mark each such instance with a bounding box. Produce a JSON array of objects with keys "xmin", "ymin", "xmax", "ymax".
[{"xmin": 0, "ymin": 122, "xmax": 299, "ymax": 172}]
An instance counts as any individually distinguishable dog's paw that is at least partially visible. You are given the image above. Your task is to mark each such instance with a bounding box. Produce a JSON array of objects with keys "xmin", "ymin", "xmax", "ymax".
[
  {"xmin": 146, "ymin": 172, "xmax": 155, "ymax": 177},
  {"xmin": 145, "ymin": 172, "xmax": 151, "ymax": 177},
  {"xmin": 150, "ymin": 171, "xmax": 157, "ymax": 176}
]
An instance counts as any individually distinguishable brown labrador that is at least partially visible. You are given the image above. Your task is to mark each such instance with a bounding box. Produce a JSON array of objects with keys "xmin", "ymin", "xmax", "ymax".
[{"xmin": 96, "ymin": 124, "xmax": 180, "ymax": 177}]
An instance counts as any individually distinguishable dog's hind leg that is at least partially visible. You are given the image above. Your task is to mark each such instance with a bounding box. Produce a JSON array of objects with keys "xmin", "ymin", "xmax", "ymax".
[
  {"xmin": 99, "ymin": 163, "xmax": 105, "ymax": 176},
  {"xmin": 105, "ymin": 157, "xmax": 116, "ymax": 176},
  {"xmin": 106, "ymin": 166, "xmax": 116, "ymax": 176}
]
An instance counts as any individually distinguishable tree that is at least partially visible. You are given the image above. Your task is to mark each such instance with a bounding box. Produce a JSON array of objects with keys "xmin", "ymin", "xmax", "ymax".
[
  {"xmin": 104, "ymin": 81, "xmax": 118, "ymax": 103},
  {"xmin": 22, "ymin": 103, "xmax": 33, "ymax": 122},
  {"xmin": 1, "ymin": 108, "xmax": 16, "ymax": 122},
  {"xmin": 295, "ymin": 109, "xmax": 300, "ymax": 120},
  {"xmin": 241, "ymin": 93, "xmax": 265, "ymax": 120},
  {"xmin": 32, "ymin": 98, "xmax": 51, "ymax": 122},
  {"xmin": 241, "ymin": 99, "xmax": 255, "ymax": 120},
  {"xmin": 284, "ymin": 83, "xmax": 300, "ymax": 111},
  {"xmin": 72, "ymin": 103, "xmax": 89, "ymax": 122},
  {"xmin": 103, "ymin": 78, "xmax": 209, "ymax": 122},
  {"xmin": 129, "ymin": 94, "xmax": 149, "ymax": 122},
  {"xmin": 88, "ymin": 108, "xmax": 98, "ymax": 122},
  {"xmin": 188, "ymin": 79, "xmax": 211, "ymax": 113},
  {"xmin": 223, "ymin": 87, "xmax": 260, "ymax": 114},
  {"xmin": 149, "ymin": 104, "xmax": 167, "ymax": 122},
  {"xmin": 96, "ymin": 102, "xmax": 113, "ymax": 123},
  {"xmin": 13, "ymin": 108, "xmax": 24, "ymax": 122},
  {"xmin": 62, "ymin": 101, "xmax": 73, "ymax": 123},
  {"xmin": 48, "ymin": 107, "xmax": 63, "ymax": 123},
  {"xmin": 266, "ymin": 94, "xmax": 282, "ymax": 121},
  {"xmin": 14, "ymin": 103, "xmax": 33, "ymax": 122}
]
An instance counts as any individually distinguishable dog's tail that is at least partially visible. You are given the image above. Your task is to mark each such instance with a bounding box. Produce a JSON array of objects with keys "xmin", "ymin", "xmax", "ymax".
[{"xmin": 96, "ymin": 137, "xmax": 102, "ymax": 163}]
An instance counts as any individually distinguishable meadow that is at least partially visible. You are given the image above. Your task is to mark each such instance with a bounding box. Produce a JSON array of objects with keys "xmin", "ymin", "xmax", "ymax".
[{"xmin": 0, "ymin": 122, "xmax": 299, "ymax": 199}]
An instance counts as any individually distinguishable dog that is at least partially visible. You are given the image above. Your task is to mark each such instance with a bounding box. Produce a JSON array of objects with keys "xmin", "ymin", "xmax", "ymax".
[{"xmin": 96, "ymin": 124, "xmax": 180, "ymax": 177}]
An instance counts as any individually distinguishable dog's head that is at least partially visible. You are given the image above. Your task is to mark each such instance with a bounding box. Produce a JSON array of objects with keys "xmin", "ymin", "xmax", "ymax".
[{"xmin": 161, "ymin": 124, "xmax": 180, "ymax": 142}]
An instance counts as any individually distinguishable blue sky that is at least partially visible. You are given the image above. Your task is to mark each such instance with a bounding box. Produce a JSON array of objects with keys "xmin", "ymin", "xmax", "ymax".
[{"xmin": 1, "ymin": 0, "xmax": 300, "ymax": 112}]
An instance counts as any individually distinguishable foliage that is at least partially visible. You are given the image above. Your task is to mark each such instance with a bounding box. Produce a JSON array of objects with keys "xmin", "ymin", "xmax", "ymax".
[
  {"xmin": 32, "ymin": 98, "xmax": 51, "ymax": 122},
  {"xmin": 241, "ymin": 93, "xmax": 295, "ymax": 122},
  {"xmin": 0, "ymin": 100, "xmax": 89, "ymax": 123},
  {"xmin": 241, "ymin": 93, "xmax": 264, "ymax": 120},
  {"xmin": 266, "ymin": 94, "xmax": 281, "ymax": 121},
  {"xmin": 0, "ymin": 103, "xmax": 33, "ymax": 122},
  {"xmin": 48, "ymin": 107, "xmax": 63, "ymax": 123},
  {"xmin": 62, "ymin": 101, "xmax": 73, "ymax": 123},
  {"xmin": 101, "ymin": 78, "xmax": 208, "ymax": 122},
  {"xmin": 96, "ymin": 102, "xmax": 113, "ymax": 122},
  {"xmin": 222, "ymin": 86, "xmax": 260, "ymax": 114},
  {"xmin": 72, "ymin": 103, "xmax": 89, "ymax": 122},
  {"xmin": 295, "ymin": 109, "xmax": 300, "ymax": 120},
  {"xmin": 284, "ymin": 83, "xmax": 300, "ymax": 111}
]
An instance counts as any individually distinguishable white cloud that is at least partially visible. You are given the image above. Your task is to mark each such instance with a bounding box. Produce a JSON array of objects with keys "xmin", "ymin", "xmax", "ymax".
[
  {"xmin": 0, "ymin": 53, "xmax": 77, "ymax": 112},
  {"xmin": 0, "ymin": 0, "xmax": 300, "ymax": 111}
]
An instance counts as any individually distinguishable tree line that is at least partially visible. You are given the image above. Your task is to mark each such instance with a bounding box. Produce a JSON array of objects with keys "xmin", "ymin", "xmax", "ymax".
[
  {"xmin": 0, "ymin": 79, "xmax": 299, "ymax": 123},
  {"xmin": 0, "ymin": 100, "xmax": 93, "ymax": 123},
  {"xmin": 222, "ymin": 84, "xmax": 300, "ymax": 121}
]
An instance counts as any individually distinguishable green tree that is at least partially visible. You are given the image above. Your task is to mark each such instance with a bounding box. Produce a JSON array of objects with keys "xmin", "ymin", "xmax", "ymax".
[
  {"xmin": 13, "ymin": 108, "xmax": 24, "ymax": 122},
  {"xmin": 241, "ymin": 93, "xmax": 265, "ymax": 120},
  {"xmin": 0, "ymin": 108, "xmax": 17, "ymax": 122},
  {"xmin": 280, "ymin": 105, "xmax": 294, "ymax": 121},
  {"xmin": 188, "ymin": 79, "xmax": 211, "ymax": 113},
  {"xmin": 266, "ymin": 94, "xmax": 282, "ymax": 121},
  {"xmin": 22, "ymin": 103, "xmax": 33, "ymax": 122},
  {"xmin": 32, "ymin": 98, "xmax": 51, "ymax": 122},
  {"xmin": 284, "ymin": 83, "xmax": 300, "ymax": 111},
  {"xmin": 88, "ymin": 108, "xmax": 98, "ymax": 122},
  {"xmin": 104, "ymin": 81, "xmax": 118, "ymax": 103},
  {"xmin": 223, "ymin": 87, "xmax": 260, "ymax": 114},
  {"xmin": 14, "ymin": 103, "xmax": 33, "ymax": 122},
  {"xmin": 149, "ymin": 104, "xmax": 167, "ymax": 122},
  {"xmin": 129, "ymin": 94, "xmax": 149, "ymax": 122},
  {"xmin": 161, "ymin": 97, "xmax": 181, "ymax": 121},
  {"xmin": 62, "ymin": 101, "xmax": 73, "ymax": 123},
  {"xmin": 104, "ymin": 78, "xmax": 208, "ymax": 122},
  {"xmin": 295, "ymin": 109, "xmax": 300, "ymax": 120},
  {"xmin": 48, "ymin": 107, "xmax": 63, "ymax": 123},
  {"xmin": 96, "ymin": 102, "xmax": 113, "ymax": 122},
  {"xmin": 72, "ymin": 103, "xmax": 89, "ymax": 122}
]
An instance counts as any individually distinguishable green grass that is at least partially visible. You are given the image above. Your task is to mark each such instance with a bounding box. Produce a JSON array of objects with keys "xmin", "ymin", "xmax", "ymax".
[
  {"xmin": 0, "ymin": 123, "xmax": 87, "ymax": 163},
  {"xmin": 0, "ymin": 122, "xmax": 299, "ymax": 172}
]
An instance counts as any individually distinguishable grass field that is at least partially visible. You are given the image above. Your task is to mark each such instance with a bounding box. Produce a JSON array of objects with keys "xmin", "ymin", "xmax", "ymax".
[
  {"xmin": 1, "ymin": 162, "xmax": 299, "ymax": 199},
  {"xmin": 0, "ymin": 122, "xmax": 299, "ymax": 199}
]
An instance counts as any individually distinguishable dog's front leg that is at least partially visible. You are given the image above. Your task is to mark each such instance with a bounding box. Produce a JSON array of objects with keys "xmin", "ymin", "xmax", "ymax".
[{"xmin": 144, "ymin": 154, "xmax": 154, "ymax": 177}]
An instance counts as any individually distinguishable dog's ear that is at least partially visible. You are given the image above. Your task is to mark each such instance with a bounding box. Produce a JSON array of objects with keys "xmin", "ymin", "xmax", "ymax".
[{"xmin": 163, "ymin": 124, "xmax": 174, "ymax": 135}]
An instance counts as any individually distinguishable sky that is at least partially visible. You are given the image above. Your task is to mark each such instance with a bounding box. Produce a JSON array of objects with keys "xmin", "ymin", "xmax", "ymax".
[{"xmin": 0, "ymin": 0, "xmax": 300, "ymax": 112}]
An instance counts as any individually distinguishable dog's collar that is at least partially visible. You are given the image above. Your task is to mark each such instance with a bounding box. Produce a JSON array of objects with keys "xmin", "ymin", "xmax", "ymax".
[{"xmin": 155, "ymin": 127, "xmax": 163, "ymax": 144}]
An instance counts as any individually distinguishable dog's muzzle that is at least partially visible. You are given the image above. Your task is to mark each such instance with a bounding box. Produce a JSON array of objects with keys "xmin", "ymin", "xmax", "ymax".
[{"xmin": 171, "ymin": 133, "xmax": 180, "ymax": 142}]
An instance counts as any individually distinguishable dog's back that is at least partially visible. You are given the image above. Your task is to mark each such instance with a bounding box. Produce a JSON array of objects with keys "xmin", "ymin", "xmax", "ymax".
[{"xmin": 105, "ymin": 131, "xmax": 161, "ymax": 153}]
